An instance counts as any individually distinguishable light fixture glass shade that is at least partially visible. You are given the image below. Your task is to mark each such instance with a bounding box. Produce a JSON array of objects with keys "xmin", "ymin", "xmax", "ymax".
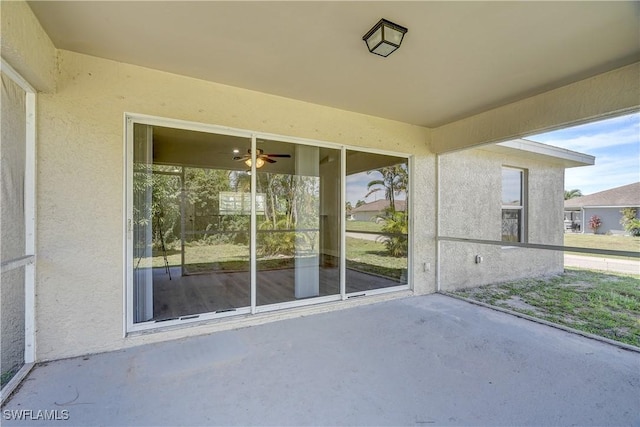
[
  {"xmin": 245, "ymin": 157, "xmax": 265, "ymax": 168},
  {"xmin": 363, "ymin": 19, "xmax": 408, "ymax": 57}
]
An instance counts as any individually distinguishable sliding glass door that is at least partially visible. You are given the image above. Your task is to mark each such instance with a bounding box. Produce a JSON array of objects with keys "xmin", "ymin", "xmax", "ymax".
[
  {"xmin": 255, "ymin": 140, "xmax": 342, "ymax": 307},
  {"xmin": 131, "ymin": 124, "xmax": 252, "ymax": 324},
  {"xmin": 345, "ymin": 151, "xmax": 409, "ymax": 293},
  {"xmin": 127, "ymin": 116, "xmax": 410, "ymax": 330}
]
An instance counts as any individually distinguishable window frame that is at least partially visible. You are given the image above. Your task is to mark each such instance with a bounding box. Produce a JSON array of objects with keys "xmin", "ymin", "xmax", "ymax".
[{"xmin": 501, "ymin": 166, "xmax": 527, "ymax": 244}]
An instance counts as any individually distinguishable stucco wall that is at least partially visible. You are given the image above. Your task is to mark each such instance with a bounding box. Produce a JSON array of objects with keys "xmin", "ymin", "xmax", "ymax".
[
  {"xmin": 438, "ymin": 148, "xmax": 564, "ymax": 290},
  {"xmin": 0, "ymin": 1, "xmax": 57, "ymax": 92},
  {"xmin": 34, "ymin": 50, "xmax": 435, "ymax": 361}
]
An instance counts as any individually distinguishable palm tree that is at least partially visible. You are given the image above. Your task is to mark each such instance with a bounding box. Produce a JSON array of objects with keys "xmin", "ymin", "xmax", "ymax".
[
  {"xmin": 365, "ymin": 164, "xmax": 408, "ymax": 213},
  {"xmin": 564, "ymin": 189, "xmax": 583, "ymax": 200}
]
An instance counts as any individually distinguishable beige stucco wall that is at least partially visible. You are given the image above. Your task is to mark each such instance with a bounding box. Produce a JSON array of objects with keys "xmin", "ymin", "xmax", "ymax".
[
  {"xmin": 34, "ymin": 49, "xmax": 435, "ymax": 361},
  {"xmin": 438, "ymin": 148, "xmax": 564, "ymax": 290},
  {"xmin": 0, "ymin": 1, "xmax": 57, "ymax": 92}
]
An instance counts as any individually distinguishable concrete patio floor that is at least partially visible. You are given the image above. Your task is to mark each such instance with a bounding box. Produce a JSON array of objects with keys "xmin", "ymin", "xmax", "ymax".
[{"xmin": 3, "ymin": 294, "xmax": 639, "ymax": 426}]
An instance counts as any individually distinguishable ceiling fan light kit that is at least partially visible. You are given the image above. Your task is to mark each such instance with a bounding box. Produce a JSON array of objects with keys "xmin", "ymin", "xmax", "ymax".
[
  {"xmin": 245, "ymin": 157, "xmax": 265, "ymax": 168},
  {"xmin": 233, "ymin": 148, "xmax": 291, "ymax": 169}
]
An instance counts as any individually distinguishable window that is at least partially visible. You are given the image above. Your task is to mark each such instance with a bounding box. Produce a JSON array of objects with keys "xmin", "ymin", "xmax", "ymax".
[{"xmin": 501, "ymin": 167, "xmax": 526, "ymax": 243}]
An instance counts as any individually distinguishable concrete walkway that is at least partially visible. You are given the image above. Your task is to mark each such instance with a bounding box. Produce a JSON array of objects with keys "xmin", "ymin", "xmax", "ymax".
[
  {"xmin": 565, "ymin": 254, "xmax": 640, "ymax": 275},
  {"xmin": 3, "ymin": 294, "xmax": 639, "ymax": 426}
]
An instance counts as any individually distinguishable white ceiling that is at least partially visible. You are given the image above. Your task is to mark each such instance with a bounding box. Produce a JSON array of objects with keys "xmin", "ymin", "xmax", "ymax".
[{"xmin": 28, "ymin": 1, "xmax": 640, "ymax": 128}]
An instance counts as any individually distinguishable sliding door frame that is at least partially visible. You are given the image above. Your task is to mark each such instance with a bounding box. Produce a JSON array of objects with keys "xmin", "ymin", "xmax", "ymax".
[{"xmin": 124, "ymin": 113, "xmax": 412, "ymax": 334}]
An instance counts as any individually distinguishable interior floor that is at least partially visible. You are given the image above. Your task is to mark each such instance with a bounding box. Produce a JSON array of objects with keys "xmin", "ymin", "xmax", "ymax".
[{"xmin": 152, "ymin": 266, "xmax": 404, "ymax": 321}]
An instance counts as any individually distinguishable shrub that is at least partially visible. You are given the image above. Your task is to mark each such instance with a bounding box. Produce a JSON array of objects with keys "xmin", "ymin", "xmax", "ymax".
[
  {"xmin": 620, "ymin": 208, "xmax": 640, "ymax": 237},
  {"xmin": 588, "ymin": 215, "xmax": 602, "ymax": 234},
  {"xmin": 378, "ymin": 210, "xmax": 408, "ymax": 257}
]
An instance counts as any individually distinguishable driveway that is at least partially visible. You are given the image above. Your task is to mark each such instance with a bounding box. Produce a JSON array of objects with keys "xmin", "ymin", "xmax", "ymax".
[{"xmin": 3, "ymin": 294, "xmax": 639, "ymax": 426}]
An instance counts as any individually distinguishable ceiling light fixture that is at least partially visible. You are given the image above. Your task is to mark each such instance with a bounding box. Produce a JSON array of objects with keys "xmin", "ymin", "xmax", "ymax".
[
  {"xmin": 362, "ymin": 18, "xmax": 408, "ymax": 57},
  {"xmin": 245, "ymin": 157, "xmax": 265, "ymax": 168}
]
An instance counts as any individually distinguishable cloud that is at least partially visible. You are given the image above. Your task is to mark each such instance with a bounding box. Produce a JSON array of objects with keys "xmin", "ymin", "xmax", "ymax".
[{"xmin": 530, "ymin": 112, "xmax": 639, "ymax": 195}]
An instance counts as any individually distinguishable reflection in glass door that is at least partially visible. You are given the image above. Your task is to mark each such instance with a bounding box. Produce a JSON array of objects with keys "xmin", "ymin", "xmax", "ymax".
[
  {"xmin": 255, "ymin": 140, "xmax": 342, "ymax": 306},
  {"xmin": 345, "ymin": 151, "xmax": 409, "ymax": 293},
  {"xmin": 129, "ymin": 117, "xmax": 409, "ymax": 330},
  {"xmin": 132, "ymin": 124, "xmax": 252, "ymax": 323}
]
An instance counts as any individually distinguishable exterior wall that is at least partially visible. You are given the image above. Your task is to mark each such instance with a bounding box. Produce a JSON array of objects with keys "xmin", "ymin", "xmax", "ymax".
[
  {"xmin": 583, "ymin": 207, "xmax": 639, "ymax": 235},
  {"xmin": 34, "ymin": 50, "xmax": 435, "ymax": 361},
  {"xmin": 0, "ymin": 1, "xmax": 57, "ymax": 92},
  {"xmin": 439, "ymin": 148, "xmax": 564, "ymax": 291}
]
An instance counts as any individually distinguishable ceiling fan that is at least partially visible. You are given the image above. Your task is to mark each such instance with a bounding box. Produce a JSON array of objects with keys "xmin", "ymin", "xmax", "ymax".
[{"xmin": 233, "ymin": 148, "xmax": 291, "ymax": 168}]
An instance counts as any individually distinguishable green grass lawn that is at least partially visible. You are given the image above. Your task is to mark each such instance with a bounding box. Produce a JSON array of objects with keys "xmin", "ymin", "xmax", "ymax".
[
  {"xmin": 149, "ymin": 236, "xmax": 407, "ymax": 280},
  {"xmin": 452, "ymin": 268, "xmax": 640, "ymax": 347},
  {"xmin": 564, "ymin": 233, "xmax": 640, "ymax": 259}
]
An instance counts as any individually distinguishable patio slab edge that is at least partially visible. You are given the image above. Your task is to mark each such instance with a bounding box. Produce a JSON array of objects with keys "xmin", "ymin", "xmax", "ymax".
[
  {"xmin": 439, "ymin": 291, "xmax": 640, "ymax": 353},
  {"xmin": 0, "ymin": 363, "xmax": 34, "ymax": 406}
]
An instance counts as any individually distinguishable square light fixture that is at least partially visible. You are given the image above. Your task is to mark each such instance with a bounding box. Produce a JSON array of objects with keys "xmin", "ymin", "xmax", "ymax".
[{"xmin": 363, "ymin": 18, "xmax": 408, "ymax": 57}]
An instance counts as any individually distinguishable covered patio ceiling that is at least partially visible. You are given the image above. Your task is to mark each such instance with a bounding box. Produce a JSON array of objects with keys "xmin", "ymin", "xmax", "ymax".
[{"xmin": 27, "ymin": 1, "xmax": 640, "ymax": 128}]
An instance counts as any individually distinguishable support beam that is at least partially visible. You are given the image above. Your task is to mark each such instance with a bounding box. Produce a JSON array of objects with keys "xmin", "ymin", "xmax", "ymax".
[{"xmin": 431, "ymin": 63, "xmax": 640, "ymax": 154}]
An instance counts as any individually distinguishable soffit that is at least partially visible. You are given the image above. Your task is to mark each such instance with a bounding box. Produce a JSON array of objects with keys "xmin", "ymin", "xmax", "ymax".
[
  {"xmin": 479, "ymin": 139, "xmax": 595, "ymax": 168},
  {"xmin": 28, "ymin": 1, "xmax": 640, "ymax": 128}
]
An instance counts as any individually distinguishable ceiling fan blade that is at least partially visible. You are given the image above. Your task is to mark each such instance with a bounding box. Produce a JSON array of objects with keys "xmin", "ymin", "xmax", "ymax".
[
  {"xmin": 233, "ymin": 156, "xmax": 247, "ymax": 161},
  {"xmin": 265, "ymin": 154, "xmax": 291, "ymax": 158},
  {"xmin": 264, "ymin": 158, "xmax": 277, "ymax": 163}
]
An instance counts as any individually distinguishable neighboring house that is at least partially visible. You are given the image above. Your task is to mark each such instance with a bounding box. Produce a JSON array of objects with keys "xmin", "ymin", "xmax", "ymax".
[
  {"xmin": 350, "ymin": 200, "xmax": 407, "ymax": 222},
  {"xmin": 0, "ymin": 1, "xmax": 633, "ymax": 383},
  {"xmin": 564, "ymin": 182, "xmax": 640, "ymax": 235}
]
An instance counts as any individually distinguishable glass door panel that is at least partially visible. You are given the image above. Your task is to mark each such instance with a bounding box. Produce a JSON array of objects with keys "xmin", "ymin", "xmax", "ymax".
[
  {"xmin": 256, "ymin": 140, "xmax": 341, "ymax": 306},
  {"xmin": 345, "ymin": 151, "xmax": 409, "ymax": 293},
  {"xmin": 132, "ymin": 124, "xmax": 251, "ymax": 323}
]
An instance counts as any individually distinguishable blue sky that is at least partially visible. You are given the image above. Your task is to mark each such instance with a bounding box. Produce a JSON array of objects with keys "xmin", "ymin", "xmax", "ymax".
[{"xmin": 528, "ymin": 112, "xmax": 640, "ymax": 195}]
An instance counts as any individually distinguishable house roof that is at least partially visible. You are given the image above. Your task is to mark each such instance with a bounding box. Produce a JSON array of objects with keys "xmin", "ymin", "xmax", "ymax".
[
  {"xmin": 480, "ymin": 139, "xmax": 594, "ymax": 168},
  {"xmin": 564, "ymin": 182, "xmax": 640, "ymax": 209},
  {"xmin": 351, "ymin": 199, "xmax": 406, "ymax": 213},
  {"xmin": 26, "ymin": 1, "xmax": 640, "ymax": 128}
]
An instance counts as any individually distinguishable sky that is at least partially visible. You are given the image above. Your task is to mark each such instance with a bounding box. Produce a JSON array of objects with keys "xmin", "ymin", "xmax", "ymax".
[
  {"xmin": 528, "ymin": 112, "xmax": 640, "ymax": 196},
  {"xmin": 346, "ymin": 170, "xmax": 396, "ymax": 206}
]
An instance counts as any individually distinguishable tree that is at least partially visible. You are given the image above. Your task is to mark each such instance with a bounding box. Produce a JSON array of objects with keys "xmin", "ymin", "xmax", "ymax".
[
  {"xmin": 564, "ymin": 189, "xmax": 583, "ymax": 200},
  {"xmin": 345, "ymin": 201, "xmax": 353, "ymax": 213},
  {"xmin": 355, "ymin": 199, "xmax": 366, "ymax": 208},
  {"xmin": 620, "ymin": 208, "xmax": 640, "ymax": 237},
  {"xmin": 366, "ymin": 164, "xmax": 408, "ymax": 213}
]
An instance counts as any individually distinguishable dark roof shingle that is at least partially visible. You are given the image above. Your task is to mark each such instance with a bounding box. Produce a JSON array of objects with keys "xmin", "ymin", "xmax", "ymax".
[{"xmin": 565, "ymin": 182, "xmax": 640, "ymax": 208}]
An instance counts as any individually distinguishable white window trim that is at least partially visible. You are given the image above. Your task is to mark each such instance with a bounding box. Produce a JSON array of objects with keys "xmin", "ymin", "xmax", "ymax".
[
  {"xmin": 124, "ymin": 113, "xmax": 412, "ymax": 334},
  {"xmin": 501, "ymin": 166, "xmax": 527, "ymax": 245}
]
